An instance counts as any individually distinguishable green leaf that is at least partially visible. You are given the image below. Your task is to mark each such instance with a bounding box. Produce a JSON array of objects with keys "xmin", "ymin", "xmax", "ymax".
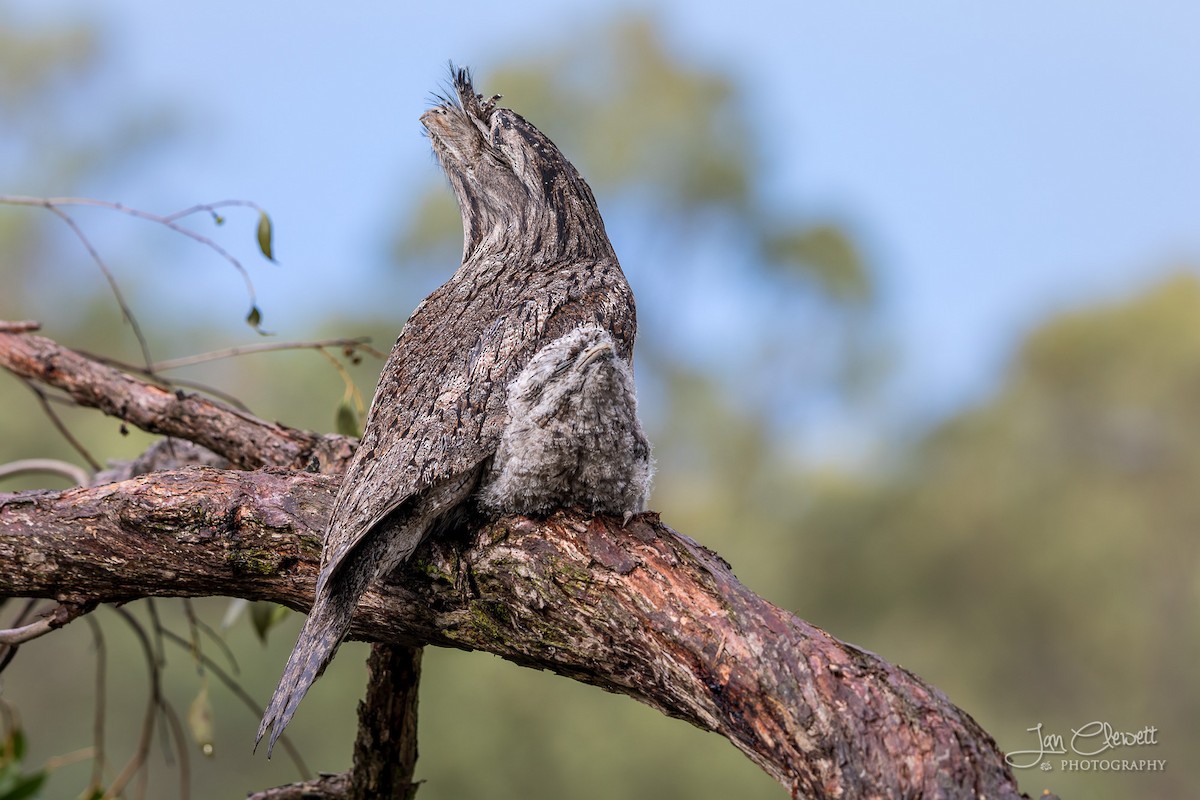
[
  {"xmin": 335, "ymin": 399, "xmax": 361, "ymax": 438},
  {"xmin": 187, "ymin": 680, "xmax": 215, "ymax": 757},
  {"xmin": 248, "ymin": 601, "xmax": 290, "ymax": 644},
  {"xmin": 8, "ymin": 729, "xmax": 24, "ymax": 763},
  {"xmin": 0, "ymin": 771, "xmax": 47, "ymax": 800},
  {"xmin": 245, "ymin": 305, "xmax": 271, "ymax": 336},
  {"xmin": 0, "ymin": 729, "xmax": 45, "ymax": 800},
  {"xmin": 256, "ymin": 210, "xmax": 275, "ymax": 262}
]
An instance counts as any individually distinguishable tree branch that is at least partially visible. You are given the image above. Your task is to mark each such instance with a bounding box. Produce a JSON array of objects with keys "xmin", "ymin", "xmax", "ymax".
[
  {"xmin": 0, "ymin": 458, "xmax": 92, "ymax": 487},
  {"xmin": 0, "ymin": 469, "xmax": 1026, "ymax": 799},
  {"xmin": 247, "ymin": 773, "xmax": 350, "ymax": 800},
  {"xmin": 350, "ymin": 644, "xmax": 422, "ymax": 800},
  {"xmin": 0, "ymin": 325, "xmax": 355, "ymax": 472},
  {"xmin": 0, "ymin": 323, "xmax": 1030, "ymax": 798},
  {"xmin": 0, "ymin": 601, "xmax": 93, "ymax": 645}
]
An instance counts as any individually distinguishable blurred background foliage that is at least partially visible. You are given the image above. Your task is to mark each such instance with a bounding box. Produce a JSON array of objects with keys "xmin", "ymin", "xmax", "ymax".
[{"xmin": 0, "ymin": 7, "xmax": 1191, "ymax": 800}]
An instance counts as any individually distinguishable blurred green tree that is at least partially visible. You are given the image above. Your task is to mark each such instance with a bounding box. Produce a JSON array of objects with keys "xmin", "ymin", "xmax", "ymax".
[{"xmin": 797, "ymin": 274, "xmax": 1199, "ymax": 800}]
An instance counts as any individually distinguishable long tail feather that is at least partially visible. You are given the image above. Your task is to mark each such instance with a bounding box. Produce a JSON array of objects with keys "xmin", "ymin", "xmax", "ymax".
[
  {"xmin": 256, "ymin": 476, "xmax": 476, "ymax": 756},
  {"xmin": 255, "ymin": 585, "xmax": 356, "ymax": 757}
]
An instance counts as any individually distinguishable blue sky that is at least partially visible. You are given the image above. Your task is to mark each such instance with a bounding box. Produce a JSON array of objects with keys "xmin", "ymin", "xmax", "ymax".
[{"xmin": 11, "ymin": 0, "xmax": 1200, "ymax": 448}]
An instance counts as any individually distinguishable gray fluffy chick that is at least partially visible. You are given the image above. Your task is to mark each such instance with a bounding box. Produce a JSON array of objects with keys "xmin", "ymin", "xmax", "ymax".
[{"xmin": 477, "ymin": 323, "xmax": 653, "ymax": 518}]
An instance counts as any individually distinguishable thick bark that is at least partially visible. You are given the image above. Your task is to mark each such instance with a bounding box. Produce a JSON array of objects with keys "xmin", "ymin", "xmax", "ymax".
[
  {"xmin": 350, "ymin": 644, "xmax": 423, "ymax": 800},
  {"xmin": 246, "ymin": 772, "xmax": 349, "ymax": 800},
  {"xmin": 0, "ymin": 470, "xmax": 1025, "ymax": 799},
  {"xmin": 0, "ymin": 328, "xmax": 354, "ymax": 472}
]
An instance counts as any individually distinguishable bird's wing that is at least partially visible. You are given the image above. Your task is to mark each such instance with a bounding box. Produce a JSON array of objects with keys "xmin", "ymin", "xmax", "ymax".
[{"xmin": 317, "ymin": 256, "xmax": 635, "ymax": 586}]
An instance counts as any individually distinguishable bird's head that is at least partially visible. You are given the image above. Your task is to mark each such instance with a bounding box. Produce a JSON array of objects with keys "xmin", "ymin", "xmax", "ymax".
[{"xmin": 421, "ymin": 66, "xmax": 613, "ymax": 264}]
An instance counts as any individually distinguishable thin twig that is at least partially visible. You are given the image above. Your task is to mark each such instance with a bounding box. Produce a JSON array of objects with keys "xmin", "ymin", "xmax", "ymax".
[
  {"xmin": 39, "ymin": 389, "xmax": 88, "ymax": 407},
  {"xmin": 150, "ymin": 603, "xmax": 188, "ymax": 799},
  {"xmin": 0, "ymin": 195, "xmax": 264, "ymax": 321},
  {"xmin": 158, "ymin": 694, "xmax": 191, "ymax": 800},
  {"xmin": 0, "ymin": 637, "xmax": 15, "ymax": 673},
  {"xmin": 158, "ymin": 629, "xmax": 311, "ymax": 779},
  {"xmin": 182, "ymin": 598, "xmax": 204, "ymax": 674},
  {"xmin": 160, "ymin": 199, "xmax": 263, "ymax": 224},
  {"xmin": 0, "ymin": 616, "xmax": 57, "ymax": 646},
  {"xmin": 42, "ymin": 746, "xmax": 98, "ymax": 772},
  {"xmin": 151, "ymin": 337, "xmax": 381, "ymax": 371},
  {"xmin": 88, "ymin": 337, "xmax": 384, "ymax": 414},
  {"xmin": 85, "ymin": 615, "xmax": 109, "ymax": 798},
  {"xmin": 23, "ymin": 380, "xmax": 102, "ymax": 471},
  {"xmin": 76, "ymin": 352, "xmax": 254, "ymax": 412},
  {"xmin": 194, "ymin": 616, "xmax": 240, "ymax": 676},
  {"xmin": 0, "ymin": 320, "xmax": 41, "ymax": 333},
  {"xmin": 0, "ymin": 458, "xmax": 91, "ymax": 488},
  {"xmin": 41, "ymin": 203, "xmax": 155, "ymax": 370},
  {"xmin": 0, "ymin": 602, "xmax": 92, "ymax": 647},
  {"xmin": 145, "ymin": 599, "xmax": 167, "ymax": 668},
  {"xmin": 161, "ymin": 377, "xmax": 254, "ymax": 413},
  {"xmin": 317, "ymin": 348, "xmax": 366, "ymax": 418},
  {"xmin": 0, "ymin": 599, "xmax": 39, "ymax": 674},
  {"xmin": 6, "ymin": 599, "xmax": 39, "ymax": 629},
  {"xmin": 106, "ymin": 607, "xmax": 164, "ymax": 800}
]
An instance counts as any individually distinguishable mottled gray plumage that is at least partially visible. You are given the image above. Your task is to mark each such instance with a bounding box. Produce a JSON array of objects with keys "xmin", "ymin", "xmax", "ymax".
[
  {"xmin": 478, "ymin": 324, "xmax": 652, "ymax": 517},
  {"xmin": 256, "ymin": 67, "xmax": 638, "ymax": 755}
]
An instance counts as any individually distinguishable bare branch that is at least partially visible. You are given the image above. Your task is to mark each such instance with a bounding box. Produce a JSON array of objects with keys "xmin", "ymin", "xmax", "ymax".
[
  {"xmin": 0, "ymin": 601, "xmax": 92, "ymax": 645},
  {"xmin": 0, "ymin": 616, "xmax": 54, "ymax": 646},
  {"xmin": 23, "ymin": 380, "xmax": 102, "ymax": 471},
  {"xmin": 0, "ymin": 325, "xmax": 1029, "ymax": 798},
  {"xmin": 0, "ymin": 614, "xmax": 56, "ymax": 645},
  {"xmin": 0, "ymin": 321, "xmax": 41, "ymax": 333},
  {"xmin": 41, "ymin": 202, "xmax": 155, "ymax": 368},
  {"xmin": 158, "ymin": 629, "xmax": 311, "ymax": 778},
  {"xmin": 248, "ymin": 773, "xmax": 350, "ymax": 800},
  {"xmin": 157, "ymin": 696, "xmax": 191, "ymax": 800},
  {"xmin": 0, "ymin": 326, "xmax": 354, "ymax": 472},
  {"xmin": 85, "ymin": 615, "xmax": 109, "ymax": 796},
  {"xmin": 105, "ymin": 606, "xmax": 162, "ymax": 800},
  {"xmin": 0, "ymin": 195, "xmax": 268, "ymax": 329},
  {"xmin": 149, "ymin": 338, "xmax": 383, "ymax": 372},
  {"xmin": 0, "ymin": 471, "xmax": 1026, "ymax": 799},
  {"xmin": 159, "ymin": 199, "xmax": 264, "ymax": 224},
  {"xmin": 0, "ymin": 458, "xmax": 92, "ymax": 488},
  {"xmin": 350, "ymin": 644, "xmax": 422, "ymax": 799}
]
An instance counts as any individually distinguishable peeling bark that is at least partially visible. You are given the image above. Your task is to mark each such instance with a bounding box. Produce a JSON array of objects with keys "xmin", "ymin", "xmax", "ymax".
[
  {"xmin": 0, "ymin": 328, "xmax": 354, "ymax": 472},
  {"xmin": 350, "ymin": 644, "xmax": 422, "ymax": 800}
]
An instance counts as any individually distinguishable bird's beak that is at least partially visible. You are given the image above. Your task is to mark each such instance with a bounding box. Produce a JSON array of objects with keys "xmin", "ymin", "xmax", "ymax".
[{"xmin": 578, "ymin": 341, "xmax": 613, "ymax": 368}]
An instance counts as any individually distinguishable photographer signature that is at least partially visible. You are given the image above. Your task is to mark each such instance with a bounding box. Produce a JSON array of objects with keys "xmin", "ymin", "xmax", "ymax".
[{"xmin": 1005, "ymin": 721, "xmax": 1159, "ymax": 768}]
